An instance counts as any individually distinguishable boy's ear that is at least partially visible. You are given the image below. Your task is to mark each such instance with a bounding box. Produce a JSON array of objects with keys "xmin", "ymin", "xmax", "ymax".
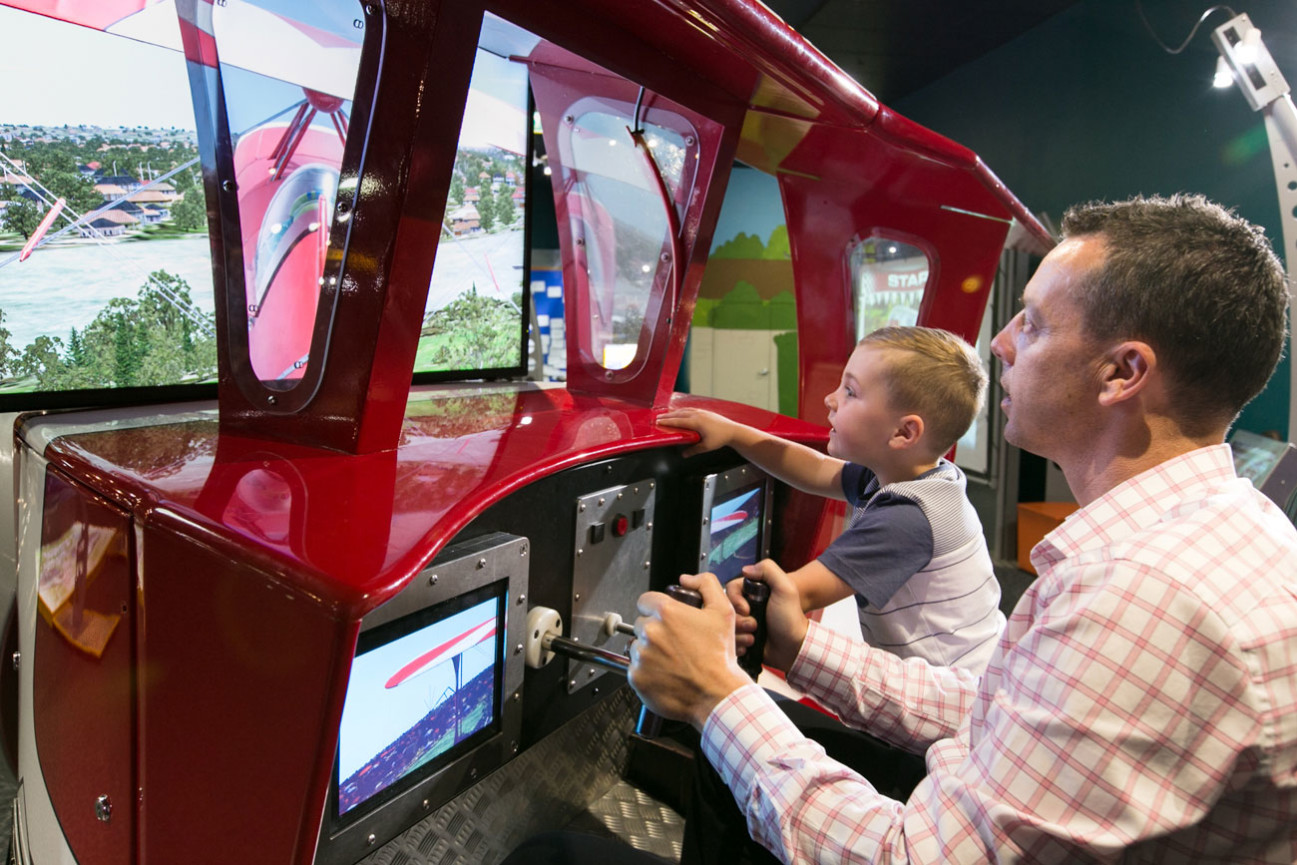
[
  {"xmin": 890, "ymin": 415, "xmax": 924, "ymax": 450},
  {"xmin": 1097, "ymin": 340, "xmax": 1156, "ymax": 407}
]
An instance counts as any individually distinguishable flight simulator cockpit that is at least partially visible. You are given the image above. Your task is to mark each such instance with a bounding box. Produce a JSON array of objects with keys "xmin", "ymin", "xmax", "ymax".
[{"xmin": 0, "ymin": 0, "xmax": 1050, "ymax": 863}]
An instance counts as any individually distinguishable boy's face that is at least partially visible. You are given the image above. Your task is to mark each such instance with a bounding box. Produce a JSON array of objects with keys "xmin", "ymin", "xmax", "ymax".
[{"xmin": 823, "ymin": 344, "xmax": 906, "ymax": 467}]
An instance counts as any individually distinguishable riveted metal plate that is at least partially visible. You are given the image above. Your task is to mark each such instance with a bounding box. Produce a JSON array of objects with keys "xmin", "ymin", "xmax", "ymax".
[
  {"xmin": 569, "ymin": 481, "xmax": 655, "ymax": 694},
  {"xmin": 357, "ymin": 687, "xmax": 637, "ymax": 865}
]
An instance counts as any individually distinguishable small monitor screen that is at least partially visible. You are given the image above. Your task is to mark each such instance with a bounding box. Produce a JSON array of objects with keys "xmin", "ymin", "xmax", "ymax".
[
  {"xmin": 335, "ymin": 582, "xmax": 504, "ymax": 819},
  {"xmin": 705, "ymin": 479, "xmax": 766, "ymax": 584},
  {"xmin": 1230, "ymin": 429, "xmax": 1288, "ymax": 485}
]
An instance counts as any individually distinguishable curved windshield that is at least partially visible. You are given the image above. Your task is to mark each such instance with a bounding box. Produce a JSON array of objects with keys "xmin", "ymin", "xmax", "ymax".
[
  {"xmin": 211, "ymin": 0, "xmax": 366, "ymax": 389},
  {"xmin": 565, "ymin": 108, "xmax": 692, "ymax": 370},
  {"xmin": 848, "ymin": 235, "xmax": 931, "ymax": 338}
]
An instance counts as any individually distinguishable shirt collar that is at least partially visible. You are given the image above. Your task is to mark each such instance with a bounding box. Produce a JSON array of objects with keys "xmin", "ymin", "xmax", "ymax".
[{"xmin": 1031, "ymin": 444, "xmax": 1237, "ymax": 573}]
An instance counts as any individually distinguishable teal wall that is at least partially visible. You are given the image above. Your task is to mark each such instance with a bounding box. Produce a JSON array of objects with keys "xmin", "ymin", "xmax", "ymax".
[{"xmin": 894, "ymin": 0, "xmax": 1296, "ymax": 438}]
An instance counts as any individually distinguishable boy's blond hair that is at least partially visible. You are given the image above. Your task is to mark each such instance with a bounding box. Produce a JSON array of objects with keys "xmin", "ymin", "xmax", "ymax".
[{"xmin": 859, "ymin": 326, "xmax": 987, "ymax": 457}]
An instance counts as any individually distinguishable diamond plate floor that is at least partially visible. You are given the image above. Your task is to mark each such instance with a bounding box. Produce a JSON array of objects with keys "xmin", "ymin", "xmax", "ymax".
[{"xmin": 565, "ymin": 779, "xmax": 684, "ymax": 863}]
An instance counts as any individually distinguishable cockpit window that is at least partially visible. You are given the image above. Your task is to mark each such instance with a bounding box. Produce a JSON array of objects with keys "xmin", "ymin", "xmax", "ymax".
[
  {"xmin": 848, "ymin": 236, "xmax": 931, "ymax": 338},
  {"xmin": 210, "ymin": 0, "xmax": 369, "ymax": 391},
  {"xmin": 560, "ymin": 104, "xmax": 696, "ymax": 371}
]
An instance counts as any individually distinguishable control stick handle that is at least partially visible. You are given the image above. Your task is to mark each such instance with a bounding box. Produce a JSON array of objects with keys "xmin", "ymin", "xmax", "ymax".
[
  {"xmin": 738, "ymin": 576, "xmax": 770, "ymax": 680},
  {"xmin": 634, "ymin": 584, "xmax": 703, "ymax": 739}
]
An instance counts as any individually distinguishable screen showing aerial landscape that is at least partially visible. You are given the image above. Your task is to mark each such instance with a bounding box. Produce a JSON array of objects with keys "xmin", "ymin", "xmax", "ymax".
[
  {"xmin": 337, "ymin": 592, "xmax": 502, "ymax": 818},
  {"xmin": 0, "ymin": 2, "xmax": 214, "ymax": 402},
  {"xmin": 0, "ymin": 2, "xmax": 531, "ymax": 404},
  {"xmin": 418, "ymin": 32, "xmax": 531, "ymax": 378}
]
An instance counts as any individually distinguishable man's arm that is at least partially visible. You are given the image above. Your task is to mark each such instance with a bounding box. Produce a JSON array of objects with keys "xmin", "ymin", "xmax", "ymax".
[
  {"xmin": 657, "ymin": 408, "xmax": 847, "ymax": 501},
  {"xmin": 703, "ymin": 562, "xmax": 1262, "ymax": 864}
]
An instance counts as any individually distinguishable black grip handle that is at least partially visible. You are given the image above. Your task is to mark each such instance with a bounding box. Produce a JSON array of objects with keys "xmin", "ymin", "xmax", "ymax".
[
  {"xmin": 634, "ymin": 584, "xmax": 704, "ymax": 739},
  {"xmin": 738, "ymin": 577, "xmax": 770, "ymax": 680}
]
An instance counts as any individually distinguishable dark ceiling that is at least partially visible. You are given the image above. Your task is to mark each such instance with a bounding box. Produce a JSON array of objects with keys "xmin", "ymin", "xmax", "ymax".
[{"xmin": 764, "ymin": 0, "xmax": 1083, "ymax": 103}]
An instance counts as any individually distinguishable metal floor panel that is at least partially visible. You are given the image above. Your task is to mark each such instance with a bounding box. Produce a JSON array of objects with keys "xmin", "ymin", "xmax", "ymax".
[
  {"xmin": 356, "ymin": 686, "xmax": 683, "ymax": 865},
  {"xmin": 565, "ymin": 779, "xmax": 684, "ymax": 863}
]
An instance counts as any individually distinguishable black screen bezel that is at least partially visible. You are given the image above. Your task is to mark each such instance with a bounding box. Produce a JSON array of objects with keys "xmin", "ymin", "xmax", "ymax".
[{"xmin": 330, "ymin": 577, "xmax": 508, "ymax": 828}]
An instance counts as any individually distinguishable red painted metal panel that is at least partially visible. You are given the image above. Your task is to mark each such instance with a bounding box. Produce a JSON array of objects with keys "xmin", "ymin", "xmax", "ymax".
[
  {"xmin": 133, "ymin": 524, "xmax": 355, "ymax": 864},
  {"xmin": 776, "ymin": 113, "xmax": 1028, "ymax": 424},
  {"xmin": 43, "ymin": 389, "xmax": 826, "ymax": 620},
  {"xmin": 33, "ymin": 469, "xmax": 133, "ymax": 865}
]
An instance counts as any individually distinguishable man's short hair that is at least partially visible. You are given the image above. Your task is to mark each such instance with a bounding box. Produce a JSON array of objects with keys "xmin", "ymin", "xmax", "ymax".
[
  {"xmin": 1062, "ymin": 194, "xmax": 1289, "ymax": 434},
  {"xmin": 860, "ymin": 326, "xmax": 987, "ymax": 456}
]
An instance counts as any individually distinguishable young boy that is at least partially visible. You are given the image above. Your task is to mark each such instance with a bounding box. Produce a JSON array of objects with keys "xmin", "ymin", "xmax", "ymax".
[{"xmin": 658, "ymin": 326, "xmax": 1003, "ymax": 672}]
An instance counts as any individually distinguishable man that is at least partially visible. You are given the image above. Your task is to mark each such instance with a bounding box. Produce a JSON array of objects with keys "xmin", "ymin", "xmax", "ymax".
[{"xmin": 627, "ymin": 193, "xmax": 1297, "ymax": 863}]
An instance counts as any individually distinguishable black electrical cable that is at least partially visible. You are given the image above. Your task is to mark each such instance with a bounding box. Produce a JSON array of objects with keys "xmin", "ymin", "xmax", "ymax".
[{"xmin": 1135, "ymin": 0, "xmax": 1237, "ymax": 54}]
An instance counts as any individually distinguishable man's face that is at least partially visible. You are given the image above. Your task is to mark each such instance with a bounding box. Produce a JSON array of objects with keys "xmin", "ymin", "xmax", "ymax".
[
  {"xmin": 822, "ymin": 344, "xmax": 903, "ymax": 467},
  {"xmin": 990, "ymin": 236, "xmax": 1108, "ymax": 462}
]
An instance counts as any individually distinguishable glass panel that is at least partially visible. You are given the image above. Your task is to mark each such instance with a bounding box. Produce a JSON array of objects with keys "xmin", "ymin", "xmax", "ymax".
[
  {"xmin": 848, "ymin": 236, "xmax": 930, "ymax": 340},
  {"xmin": 211, "ymin": 0, "xmax": 366, "ymax": 387},
  {"xmin": 0, "ymin": 5, "xmax": 216, "ymax": 401},
  {"xmin": 566, "ymin": 110, "xmax": 691, "ymax": 370}
]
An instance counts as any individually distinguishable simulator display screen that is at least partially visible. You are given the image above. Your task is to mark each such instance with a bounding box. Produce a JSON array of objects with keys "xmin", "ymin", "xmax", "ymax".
[
  {"xmin": 336, "ymin": 590, "xmax": 503, "ymax": 818},
  {"xmin": 417, "ymin": 30, "xmax": 531, "ymax": 379},
  {"xmin": 706, "ymin": 481, "xmax": 765, "ymax": 584}
]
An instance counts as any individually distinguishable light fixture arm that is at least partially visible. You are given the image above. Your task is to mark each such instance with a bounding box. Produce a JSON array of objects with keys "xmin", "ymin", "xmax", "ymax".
[{"xmin": 1214, "ymin": 13, "xmax": 1297, "ymax": 437}]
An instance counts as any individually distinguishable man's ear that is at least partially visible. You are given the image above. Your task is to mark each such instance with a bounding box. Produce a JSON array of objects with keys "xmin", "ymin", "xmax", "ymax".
[
  {"xmin": 1098, "ymin": 340, "xmax": 1156, "ymax": 407},
  {"xmin": 889, "ymin": 415, "xmax": 925, "ymax": 450}
]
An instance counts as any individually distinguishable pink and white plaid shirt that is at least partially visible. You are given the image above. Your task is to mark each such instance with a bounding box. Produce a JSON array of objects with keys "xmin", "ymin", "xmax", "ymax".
[{"xmin": 703, "ymin": 445, "xmax": 1297, "ymax": 863}]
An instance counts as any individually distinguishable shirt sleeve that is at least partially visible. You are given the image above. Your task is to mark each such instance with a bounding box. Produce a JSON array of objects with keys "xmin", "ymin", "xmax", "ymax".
[
  {"xmin": 817, "ymin": 492, "xmax": 932, "ymax": 608},
  {"xmin": 840, "ymin": 462, "xmax": 874, "ymax": 505},
  {"xmin": 702, "ymin": 561, "xmax": 1263, "ymax": 864}
]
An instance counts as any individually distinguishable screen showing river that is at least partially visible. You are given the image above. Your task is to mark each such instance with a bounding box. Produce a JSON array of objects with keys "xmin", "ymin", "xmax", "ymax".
[{"xmin": 0, "ymin": 3, "xmax": 532, "ymax": 402}]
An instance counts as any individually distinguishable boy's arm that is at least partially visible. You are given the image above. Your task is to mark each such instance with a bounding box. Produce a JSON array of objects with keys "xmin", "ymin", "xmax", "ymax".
[
  {"xmin": 787, "ymin": 559, "xmax": 854, "ymax": 612},
  {"xmin": 657, "ymin": 408, "xmax": 847, "ymax": 501},
  {"xmin": 723, "ymin": 559, "xmax": 852, "ymax": 654}
]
